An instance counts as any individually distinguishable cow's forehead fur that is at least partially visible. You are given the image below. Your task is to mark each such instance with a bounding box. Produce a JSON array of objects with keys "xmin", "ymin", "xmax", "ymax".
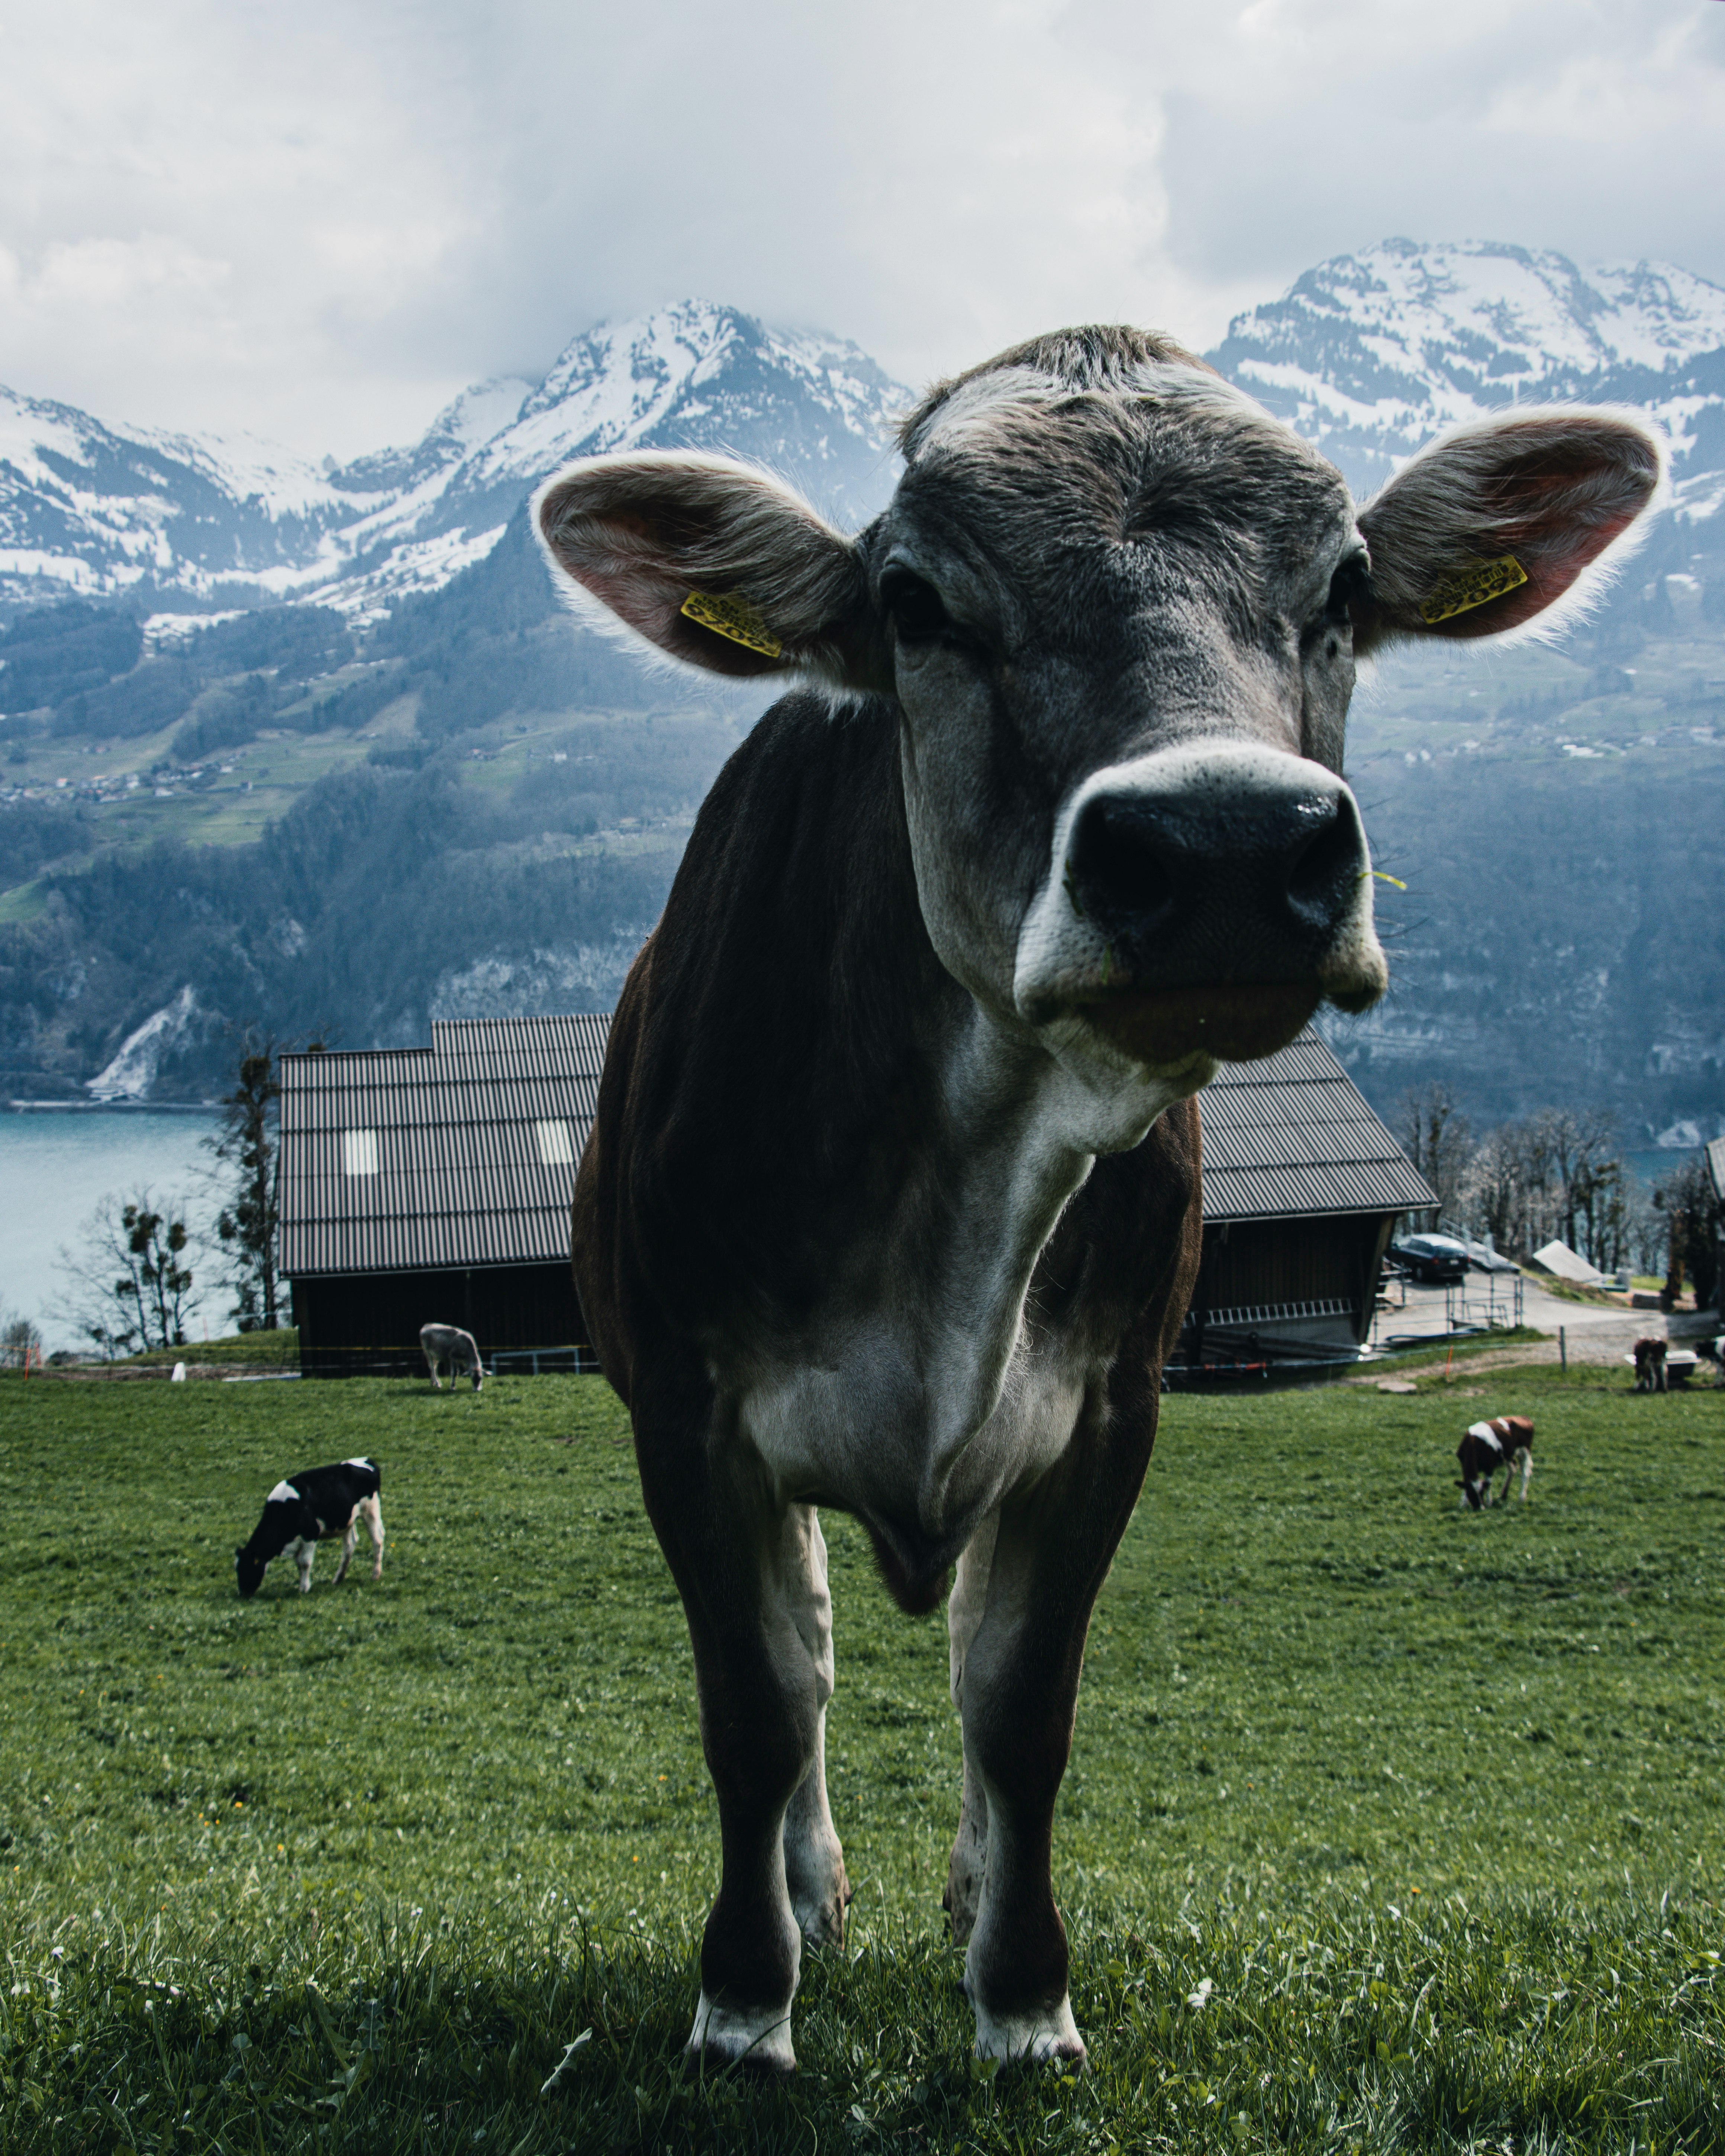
[{"xmin": 887, "ymin": 329, "xmax": 1355, "ymax": 630}]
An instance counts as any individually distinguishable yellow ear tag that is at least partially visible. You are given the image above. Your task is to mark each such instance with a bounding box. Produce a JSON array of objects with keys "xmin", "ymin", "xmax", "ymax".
[
  {"xmin": 1419, "ymin": 554, "xmax": 1528, "ymax": 626},
  {"xmin": 680, "ymin": 589, "xmax": 783, "ymax": 659}
]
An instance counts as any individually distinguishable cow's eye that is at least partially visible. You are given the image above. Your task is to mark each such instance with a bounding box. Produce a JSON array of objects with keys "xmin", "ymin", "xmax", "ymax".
[
  {"xmin": 1323, "ymin": 556, "xmax": 1369, "ymax": 627},
  {"xmin": 880, "ymin": 569, "xmax": 952, "ymax": 645}
]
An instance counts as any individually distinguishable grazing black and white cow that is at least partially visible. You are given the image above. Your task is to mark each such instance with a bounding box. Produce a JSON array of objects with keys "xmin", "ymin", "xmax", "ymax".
[
  {"xmin": 235, "ymin": 1458, "xmax": 384, "ymax": 1597},
  {"xmin": 1632, "ymin": 1336, "xmax": 1668, "ymax": 1392},
  {"xmin": 420, "ymin": 1323, "xmax": 484, "ymax": 1393},
  {"xmin": 1456, "ymin": 1417, "xmax": 1535, "ymax": 1510},
  {"xmin": 535, "ymin": 326, "xmax": 1660, "ymax": 2072}
]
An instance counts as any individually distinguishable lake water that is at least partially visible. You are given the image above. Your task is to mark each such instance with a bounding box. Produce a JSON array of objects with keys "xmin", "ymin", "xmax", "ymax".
[{"xmin": 0, "ymin": 1110, "xmax": 222, "ymax": 1348}]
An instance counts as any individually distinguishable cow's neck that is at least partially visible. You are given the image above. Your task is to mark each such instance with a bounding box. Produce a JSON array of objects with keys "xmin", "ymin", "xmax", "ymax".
[
  {"xmin": 676, "ymin": 694, "xmax": 1183, "ymax": 1528},
  {"xmin": 879, "ymin": 992, "xmax": 1185, "ymax": 1502}
]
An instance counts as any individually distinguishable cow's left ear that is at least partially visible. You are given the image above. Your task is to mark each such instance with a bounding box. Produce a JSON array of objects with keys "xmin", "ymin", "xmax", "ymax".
[
  {"xmin": 1352, "ymin": 409, "xmax": 1664, "ymax": 652},
  {"xmin": 535, "ymin": 451, "xmax": 886, "ymax": 685}
]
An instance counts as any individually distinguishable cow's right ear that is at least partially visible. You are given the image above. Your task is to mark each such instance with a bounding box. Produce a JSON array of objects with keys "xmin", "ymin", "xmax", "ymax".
[{"xmin": 534, "ymin": 452, "xmax": 885, "ymax": 687}]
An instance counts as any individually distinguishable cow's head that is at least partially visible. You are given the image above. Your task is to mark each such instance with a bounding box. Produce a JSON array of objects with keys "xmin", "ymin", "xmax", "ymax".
[
  {"xmin": 235, "ymin": 1546, "xmax": 266, "ymax": 1597},
  {"xmin": 536, "ymin": 328, "xmax": 1661, "ymax": 1128}
]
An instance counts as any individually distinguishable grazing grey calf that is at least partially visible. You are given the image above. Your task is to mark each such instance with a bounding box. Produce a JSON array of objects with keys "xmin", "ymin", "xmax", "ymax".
[
  {"xmin": 420, "ymin": 1322, "xmax": 484, "ymax": 1392},
  {"xmin": 535, "ymin": 324, "xmax": 1662, "ymax": 2073}
]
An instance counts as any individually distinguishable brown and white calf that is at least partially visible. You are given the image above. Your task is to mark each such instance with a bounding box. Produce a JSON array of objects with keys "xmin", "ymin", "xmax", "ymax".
[
  {"xmin": 420, "ymin": 1323, "xmax": 484, "ymax": 1392},
  {"xmin": 1457, "ymin": 1417, "xmax": 1536, "ymax": 1509},
  {"xmin": 235, "ymin": 1458, "xmax": 384, "ymax": 1596},
  {"xmin": 535, "ymin": 327, "xmax": 1660, "ymax": 2072}
]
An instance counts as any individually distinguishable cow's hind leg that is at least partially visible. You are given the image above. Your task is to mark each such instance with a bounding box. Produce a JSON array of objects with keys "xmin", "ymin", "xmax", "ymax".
[
  {"xmin": 332, "ymin": 1519, "xmax": 357, "ymax": 1584},
  {"xmin": 1517, "ymin": 1449, "xmax": 1533, "ymax": 1501},
  {"xmin": 636, "ymin": 1410, "xmax": 828, "ymax": 2076},
  {"xmin": 947, "ymin": 1495, "xmax": 1099, "ymax": 2068},
  {"xmin": 362, "ymin": 1494, "xmax": 385, "ymax": 1579}
]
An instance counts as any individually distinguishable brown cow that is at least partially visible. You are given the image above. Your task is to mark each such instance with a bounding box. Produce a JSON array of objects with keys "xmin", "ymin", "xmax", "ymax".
[
  {"xmin": 535, "ymin": 328, "xmax": 1660, "ymax": 2071},
  {"xmin": 1633, "ymin": 1336, "xmax": 1668, "ymax": 1392},
  {"xmin": 1457, "ymin": 1417, "xmax": 1536, "ymax": 1508}
]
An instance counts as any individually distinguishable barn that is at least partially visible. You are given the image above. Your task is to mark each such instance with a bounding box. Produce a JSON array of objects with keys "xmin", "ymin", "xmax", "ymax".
[
  {"xmin": 278, "ymin": 1015, "xmax": 606, "ymax": 1377},
  {"xmin": 1176, "ymin": 1030, "xmax": 1437, "ymax": 1372},
  {"xmin": 278, "ymin": 1014, "xmax": 1430, "ymax": 1379}
]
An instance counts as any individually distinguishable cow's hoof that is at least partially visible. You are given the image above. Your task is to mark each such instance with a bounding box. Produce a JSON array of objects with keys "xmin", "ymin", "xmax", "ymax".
[
  {"xmin": 970, "ymin": 1992, "xmax": 1086, "ymax": 2071},
  {"xmin": 684, "ymin": 1990, "xmax": 796, "ymax": 2077},
  {"xmin": 791, "ymin": 1861, "xmax": 850, "ymax": 1950}
]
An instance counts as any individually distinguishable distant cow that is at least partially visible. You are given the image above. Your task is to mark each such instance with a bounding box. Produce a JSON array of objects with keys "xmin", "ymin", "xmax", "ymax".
[
  {"xmin": 421, "ymin": 1323, "xmax": 484, "ymax": 1392},
  {"xmin": 235, "ymin": 1457, "xmax": 384, "ymax": 1596},
  {"xmin": 1632, "ymin": 1337, "xmax": 1667, "ymax": 1392},
  {"xmin": 1457, "ymin": 1418, "xmax": 1534, "ymax": 1510}
]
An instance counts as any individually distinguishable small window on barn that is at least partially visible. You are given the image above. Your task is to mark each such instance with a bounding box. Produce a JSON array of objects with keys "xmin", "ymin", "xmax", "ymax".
[
  {"xmin": 342, "ymin": 1129, "xmax": 380, "ymax": 1177},
  {"xmin": 535, "ymin": 1120, "xmax": 575, "ymax": 1166}
]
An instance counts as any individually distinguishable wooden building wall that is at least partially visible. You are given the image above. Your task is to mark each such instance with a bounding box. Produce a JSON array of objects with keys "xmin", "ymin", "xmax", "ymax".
[
  {"xmin": 291, "ymin": 1263, "xmax": 588, "ymax": 1377},
  {"xmin": 1186, "ymin": 1212, "xmax": 1398, "ymax": 1348}
]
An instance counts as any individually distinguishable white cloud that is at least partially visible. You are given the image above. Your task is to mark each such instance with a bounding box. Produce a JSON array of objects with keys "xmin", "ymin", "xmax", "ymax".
[{"xmin": 0, "ymin": 0, "xmax": 1721, "ymax": 456}]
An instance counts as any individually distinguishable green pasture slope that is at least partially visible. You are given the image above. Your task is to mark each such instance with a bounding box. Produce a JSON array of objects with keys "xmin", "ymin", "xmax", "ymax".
[{"xmin": 1, "ymin": 1365, "xmax": 1722, "ymax": 2152}]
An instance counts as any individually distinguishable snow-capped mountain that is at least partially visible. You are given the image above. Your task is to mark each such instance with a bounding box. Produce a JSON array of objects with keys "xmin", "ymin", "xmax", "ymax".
[
  {"xmin": 1208, "ymin": 238, "xmax": 1725, "ymax": 505},
  {"xmin": 0, "ymin": 386, "xmax": 376, "ymax": 604},
  {"xmin": 0, "ymin": 301, "xmax": 910, "ymax": 617}
]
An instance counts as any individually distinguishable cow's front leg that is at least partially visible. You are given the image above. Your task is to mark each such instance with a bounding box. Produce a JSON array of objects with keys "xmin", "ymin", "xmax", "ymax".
[
  {"xmin": 294, "ymin": 1539, "xmax": 316, "ymax": 1594},
  {"xmin": 638, "ymin": 1430, "xmax": 827, "ymax": 2076},
  {"xmin": 332, "ymin": 1517, "xmax": 357, "ymax": 1584},
  {"xmin": 779, "ymin": 1505, "xmax": 849, "ymax": 1949},
  {"xmin": 944, "ymin": 1509, "xmax": 999, "ymax": 1946},
  {"xmin": 947, "ymin": 1493, "xmax": 1096, "ymax": 2068}
]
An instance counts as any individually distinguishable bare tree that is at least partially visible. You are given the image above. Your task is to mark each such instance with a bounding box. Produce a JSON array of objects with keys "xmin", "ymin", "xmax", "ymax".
[
  {"xmin": 55, "ymin": 1191, "xmax": 200, "ymax": 1356},
  {"xmin": 1458, "ymin": 1105, "xmax": 1627, "ymax": 1266},
  {"xmin": 0, "ymin": 1313, "xmax": 42, "ymax": 1368},
  {"xmin": 1397, "ymin": 1082, "xmax": 1472, "ymax": 1224}
]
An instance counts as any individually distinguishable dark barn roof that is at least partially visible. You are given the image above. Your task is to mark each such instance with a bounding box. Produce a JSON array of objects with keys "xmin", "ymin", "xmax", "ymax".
[
  {"xmin": 278, "ymin": 1015, "xmax": 1427, "ymax": 1281},
  {"xmin": 1199, "ymin": 1032, "xmax": 1435, "ymax": 1224},
  {"xmin": 279, "ymin": 1014, "xmax": 611, "ymax": 1277}
]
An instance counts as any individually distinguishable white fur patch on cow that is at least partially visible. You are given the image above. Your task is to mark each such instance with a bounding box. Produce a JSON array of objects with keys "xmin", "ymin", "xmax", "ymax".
[
  {"xmin": 342, "ymin": 1457, "xmax": 373, "ymax": 1472},
  {"xmin": 267, "ymin": 1480, "xmax": 299, "ymax": 1504}
]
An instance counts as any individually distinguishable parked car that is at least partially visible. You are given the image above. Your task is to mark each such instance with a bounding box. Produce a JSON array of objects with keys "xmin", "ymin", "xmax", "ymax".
[{"xmin": 1388, "ymin": 1232, "xmax": 1470, "ymax": 1285}]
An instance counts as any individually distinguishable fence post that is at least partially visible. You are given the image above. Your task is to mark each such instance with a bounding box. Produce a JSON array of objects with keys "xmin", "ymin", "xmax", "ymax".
[{"xmin": 1559, "ymin": 1326, "xmax": 1567, "ymax": 1372}]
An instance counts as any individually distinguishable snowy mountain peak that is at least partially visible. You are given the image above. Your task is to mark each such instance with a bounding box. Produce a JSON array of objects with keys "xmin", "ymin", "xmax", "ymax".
[
  {"xmin": 1209, "ymin": 238, "xmax": 1725, "ymax": 495},
  {"xmin": 0, "ymin": 298, "xmax": 909, "ymax": 614}
]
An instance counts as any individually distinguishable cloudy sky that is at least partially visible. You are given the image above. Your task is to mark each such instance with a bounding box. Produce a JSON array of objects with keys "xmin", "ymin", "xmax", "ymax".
[{"xmin": 3, "ymin": 0, "xmax": 1723, "ymax": 457}]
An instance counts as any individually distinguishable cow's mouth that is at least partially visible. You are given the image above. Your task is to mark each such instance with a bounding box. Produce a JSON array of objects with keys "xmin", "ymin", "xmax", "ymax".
[{"xmin": 1081, "ymin": 981, "xmax": 1320, "ymax": 1065}]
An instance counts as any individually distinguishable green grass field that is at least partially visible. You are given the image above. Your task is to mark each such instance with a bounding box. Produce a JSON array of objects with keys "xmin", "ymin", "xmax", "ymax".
[{"xmin": 2, "ymin": 1362, "xmax": 1721, "ymax": 2151}]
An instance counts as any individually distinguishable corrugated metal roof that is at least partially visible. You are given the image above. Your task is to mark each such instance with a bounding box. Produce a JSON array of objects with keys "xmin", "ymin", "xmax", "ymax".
[
  {"xmin": 278, "ymin": 1013, "xmax": 1429, "ymax": 1276},
  {"xmin": 1199, "ymin": 1031, "xmax": 1436, "ymax": 1223},
  {"xmin": 278, "ymin": 1014, "xmax": 611, "ymax": 1277}
]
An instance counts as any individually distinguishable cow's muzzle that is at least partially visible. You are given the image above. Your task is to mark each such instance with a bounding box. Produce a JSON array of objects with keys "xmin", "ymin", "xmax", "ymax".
[{"xmin": 1016, "ymin": 743, "xmax": 1388, "ymax": 1065}]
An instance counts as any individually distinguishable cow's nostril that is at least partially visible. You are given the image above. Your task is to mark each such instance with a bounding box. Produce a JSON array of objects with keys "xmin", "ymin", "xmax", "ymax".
[
  {"xmin": 1286, "ymin": 801, "xmax": 1366, "ymax": 915},
  {"xmin": 1070, "ymin": 800, "xmax": 1175, "ymax": 924}
]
